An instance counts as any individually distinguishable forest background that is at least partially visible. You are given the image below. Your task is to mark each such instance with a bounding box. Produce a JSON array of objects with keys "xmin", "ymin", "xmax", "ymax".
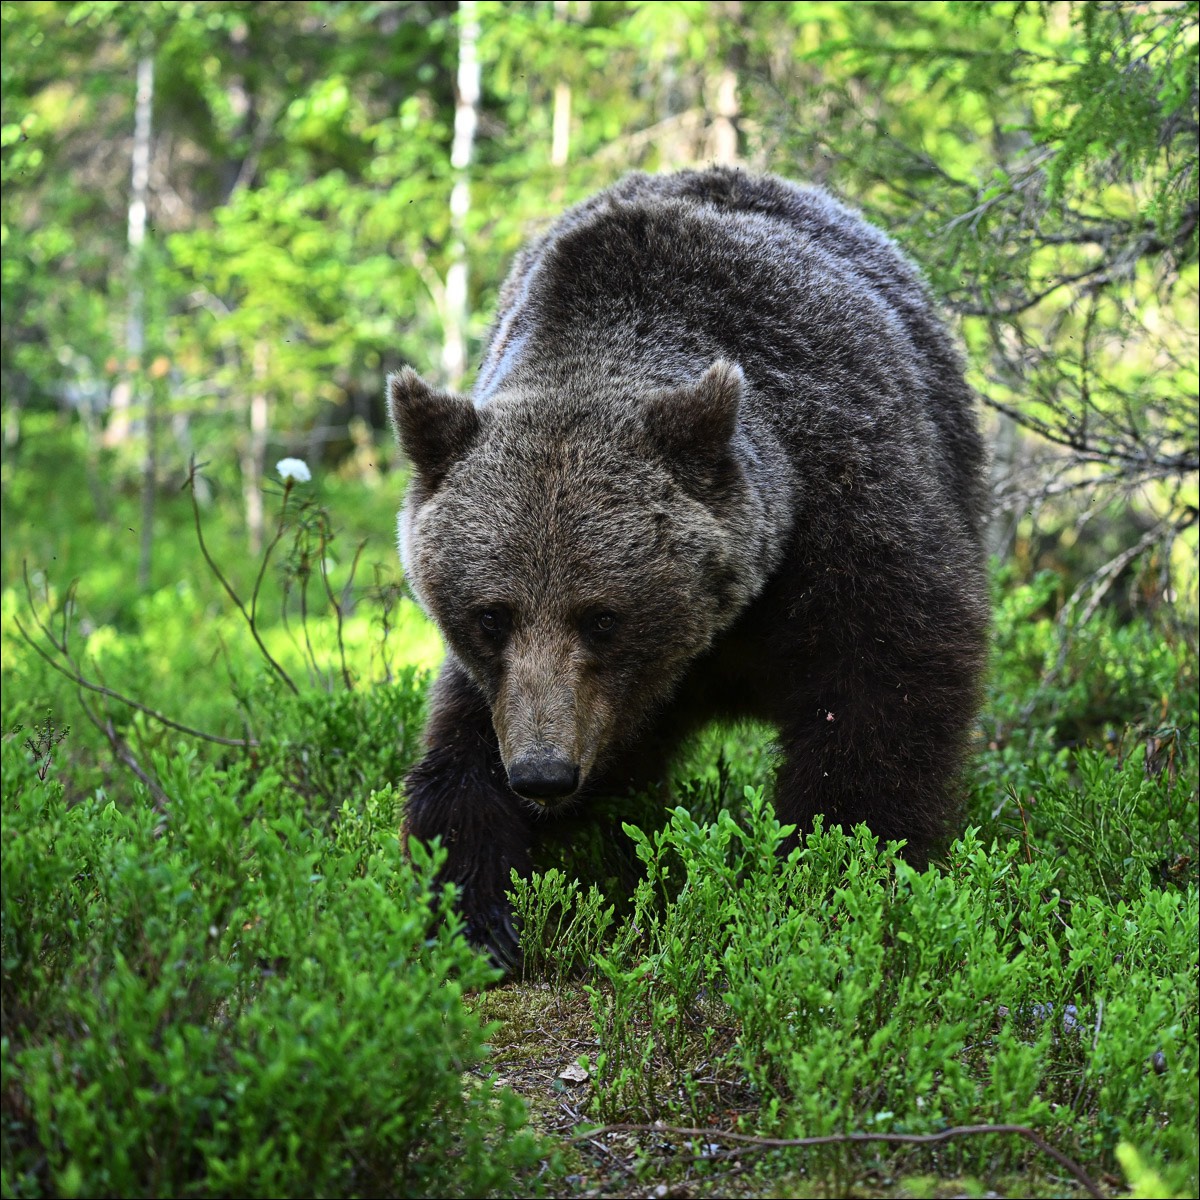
[{"xmin": 2, "ymin": 2, "xmax": 1198, "ymax": 1199}]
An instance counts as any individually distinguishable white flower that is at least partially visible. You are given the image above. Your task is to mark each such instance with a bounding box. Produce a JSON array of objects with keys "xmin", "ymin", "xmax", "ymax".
[{"xmin": 276, "ymin": 457, "xmax": 311, "ymax": 483}]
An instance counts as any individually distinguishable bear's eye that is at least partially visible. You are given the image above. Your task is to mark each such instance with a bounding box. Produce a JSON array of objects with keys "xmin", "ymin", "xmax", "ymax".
[
  {"xmin": 585, "ymin": 611, "xmax": 618, "ymax": 638},
  {"xmin": 478, "ymin": 607, "xmax": 510, "ymax": 639}
]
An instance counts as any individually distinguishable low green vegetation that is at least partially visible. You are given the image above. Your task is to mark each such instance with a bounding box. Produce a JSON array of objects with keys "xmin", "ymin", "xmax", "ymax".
[
  {"xmin": 2, "ymin": 738, "xmax": 539, "ymax": 1199},
  {"xmin": 2, "ymin": 427, "xmax": 1196, "ymax": 1198},
  {"xmin": 3, "ymin": 1, "xmax": 1196, "ymax": 1195}
]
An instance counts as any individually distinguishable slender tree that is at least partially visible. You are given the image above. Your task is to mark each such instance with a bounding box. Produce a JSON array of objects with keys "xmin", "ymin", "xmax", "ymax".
[
  {"xmin": 551, "ymin": 0, "xmax": 572, "ymax": 169},
  {"xmin": 106, "ymin": 53, "xmax": 154, "ymax": 452},
  {"xmin": 442, "ymin": 0, "xmax": 480, "ymax": 391}
]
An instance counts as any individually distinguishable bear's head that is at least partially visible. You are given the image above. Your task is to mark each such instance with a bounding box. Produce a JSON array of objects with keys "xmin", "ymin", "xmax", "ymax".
[{"xmin": 389, "ymin": 361, "xmax": 763, "ymax": 806}]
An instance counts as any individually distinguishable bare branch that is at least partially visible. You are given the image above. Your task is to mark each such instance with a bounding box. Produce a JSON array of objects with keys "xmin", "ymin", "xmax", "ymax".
[
  {"xmin": 185, "ymin": 459, "xmax": 298, "ymax": 695},
  {"xmin": 15, "ymin": 567, "xmax": 256, "ymax": 749},
  {"xmin": 571, "ymin": 1121, "xmax": 1107, "ymax": 1199},
  {"xmin": 320, "ymin": 537, "xmax": 366, "ymax": 693}
]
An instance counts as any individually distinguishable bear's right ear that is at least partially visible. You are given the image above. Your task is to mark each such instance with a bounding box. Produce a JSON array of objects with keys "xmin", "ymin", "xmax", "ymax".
[
  {"xmin": 644, "ymin": 359, "xmax": 744, "ymax": 467},
  {"xmin": 388, "ymin": 367, "xmax": 480, "ymax": 492}
]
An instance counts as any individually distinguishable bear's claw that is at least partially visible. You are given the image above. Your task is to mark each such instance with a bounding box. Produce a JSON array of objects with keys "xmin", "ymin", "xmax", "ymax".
[{"xmin": 467, "ymin": 903, "xmax": 522, "ymax": 977}]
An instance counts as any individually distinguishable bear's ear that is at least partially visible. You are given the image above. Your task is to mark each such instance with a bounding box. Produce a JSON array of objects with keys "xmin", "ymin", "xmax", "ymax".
[
  {"xmin": 388, "ymin": 367, "xmax": 480, "ymax": 492},
  {"xmin": 644, "ymin": 359, "xmax": 744, "ymax": 466}
]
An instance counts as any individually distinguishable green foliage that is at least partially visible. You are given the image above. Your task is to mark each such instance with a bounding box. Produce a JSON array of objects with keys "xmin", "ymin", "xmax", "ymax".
[
  {"xmin": 1, "ymin": 429, "xmax": 532, "ymax": 1196},
  {"xmin": 768, "ymin": 1, "xmax": 1199, "ymax": 578},
  {"xmin": 251, "ymin": 672, "xmax": 429, "ymax": 815},
  {"xmin": 509, "ymin": 868, "xmax": 614, "ymax": 989},
  {"xmin": 972, "ymin": 570, "xmax": 1198, "ymax": 900},
  {"xmin": 523, "ymin": 793, "xmax": 1199, "ymax": 1191},
  {"xmin": 509, "ymin": 584, "xmax": 1198, "ymax": 1191},
  {"xmin": 3, "ymin": 463, "xmax": 1197, "ymax": 1197},
  {"xmin": 1, "ymin": 733, "xmax": 542, "ymax": 1199},
  {"xmin": 0, "ymin": 418, "xmax": 441, "ymax": 811},
  {"xmin": 2, "ymin": 0, "xmax": 457, "ymax": 422},
  {"xmin": 4, "ymin": 1, "xmax": 1195, "ymax": 610}
]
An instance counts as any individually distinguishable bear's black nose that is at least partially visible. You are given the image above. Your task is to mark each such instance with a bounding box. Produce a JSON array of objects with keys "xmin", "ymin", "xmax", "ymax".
[{"xmin": 507, "ymin": 753, "xmax": 580, "ymax": 800}]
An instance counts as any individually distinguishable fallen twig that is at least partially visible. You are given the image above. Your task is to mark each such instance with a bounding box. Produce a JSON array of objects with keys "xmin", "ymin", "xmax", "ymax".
[{"xmin": 570, "ymin": 1120, "xmax": 1107, "ymax": 1199}]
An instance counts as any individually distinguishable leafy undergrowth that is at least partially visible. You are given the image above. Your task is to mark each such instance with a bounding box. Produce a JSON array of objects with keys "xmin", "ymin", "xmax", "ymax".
[
  {"xmin": 491, "ymin": 574, "xmax": 1199, "ymax": 1198},
  {"xmin": 1, "ymin": 728, "xmax": 544, "ymax": 1199},
  {"xmin": 506, "ymin": 795, "xmax": 1196, "ymax": 1199}
]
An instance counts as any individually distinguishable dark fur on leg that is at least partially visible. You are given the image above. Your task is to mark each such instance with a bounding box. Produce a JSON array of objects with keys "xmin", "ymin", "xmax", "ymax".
[
  {"xmin": 769, "ymin": 549, "xmax": 988, "ymax": 867},
  {"xmin": 403, "ymin": 659, "xmax": 531, "ymax": 971}
]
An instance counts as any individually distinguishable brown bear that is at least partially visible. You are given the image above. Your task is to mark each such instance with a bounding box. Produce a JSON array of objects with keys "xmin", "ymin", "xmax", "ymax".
[{"xmin": 389, "ymin": 167, "xmax": 990, "ymax": 968}]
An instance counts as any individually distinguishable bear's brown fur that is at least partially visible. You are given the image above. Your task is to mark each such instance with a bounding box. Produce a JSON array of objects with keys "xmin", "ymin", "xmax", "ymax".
[{"xmin": 390, "ymin": 167, "xmax": 990, "ymax": 967}]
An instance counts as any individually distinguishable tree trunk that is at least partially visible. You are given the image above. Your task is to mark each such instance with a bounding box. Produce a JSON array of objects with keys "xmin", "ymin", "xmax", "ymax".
[
  {"xmin": 709, "ymin": 3, "xmax": 743, "ymax": 165},
  {"xmin": 551, "ymin": 0, "xmax": 571, "ymax": 168},
  {"xmin": 137, "ymin": 372, "xmax": 157, "ymax": 590},
  {"xmin": 107, "ymin": 54, "xmax": 154, "ymax": 448},
  {"xmin": 441, "ymin": 0, "xmax": 480, "ymax": 391},
  {"xmin": 710, "ymin": 65, "xmax": 740, "ymax": 164},
  {"xmin": 241, "ymin": 341, "xmax": 270, "ymax": 554},
  {"xmin": 129, "ymin": 54, "xmax": 157, "ymax": 591}
]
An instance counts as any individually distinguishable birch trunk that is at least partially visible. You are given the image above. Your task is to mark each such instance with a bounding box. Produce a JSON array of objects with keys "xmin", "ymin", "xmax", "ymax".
[
  {"xmin": 441, "ymin": 0, "xmax": 480, "ymax": 391},
  {"xmin": 709, "ymin": 3, "xmax": 743, "ymax": 165},
  {"xmin": 241, "ymin": 341, "xmax": 270, "ymax": 554},
  {"xmin": 710, "ymin": 65, "xmax": 739, "ymax": 164},
  {"xmin": 551, "ymin": 0, "xmax": 571, "ymax": 168},
  {"xmin": 130, "ymin": 55, "xmax": 156, "ymax": 589},
  {"xmin": 107, "ymin": 55, "xmax": 154, "ymax": 449}
]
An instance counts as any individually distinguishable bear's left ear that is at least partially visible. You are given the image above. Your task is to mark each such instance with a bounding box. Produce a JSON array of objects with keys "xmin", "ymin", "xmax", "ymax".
[
  {"xmin": 388, "ymin": 367, "xmax": 480, "ymax": 493},
  {"xmin": 644, "ymin": 359, "xmax": 744, "ymax": 466}
]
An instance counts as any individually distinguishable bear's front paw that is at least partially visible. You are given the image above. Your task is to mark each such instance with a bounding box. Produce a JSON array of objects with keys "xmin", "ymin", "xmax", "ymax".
[{"xmin": 463, "ymin": 898, "xmax": 522, "ymax": 977}]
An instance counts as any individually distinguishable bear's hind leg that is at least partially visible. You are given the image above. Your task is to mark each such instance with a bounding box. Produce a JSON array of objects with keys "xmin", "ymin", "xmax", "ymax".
[{"xmin": 772, "ymin": 617, "xmax": 985, "ymax": 868}]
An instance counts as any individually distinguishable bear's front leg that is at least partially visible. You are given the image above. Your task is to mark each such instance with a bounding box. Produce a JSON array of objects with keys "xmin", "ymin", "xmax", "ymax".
[{"xmin": 403, "ymin": 657, "xmax": 532, "ymax": 971}]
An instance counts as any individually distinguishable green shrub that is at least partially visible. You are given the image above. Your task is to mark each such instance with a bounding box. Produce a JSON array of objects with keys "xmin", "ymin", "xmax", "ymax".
[
  {"xmin": 248, "ymin": 667, "xmax": 429, "ymax": 816},
  {"xmin": 509, "ymin": 868, "xmax": 614, "ymax": 988},
  {"xmin": 1, "ymin": 734, "xmax": 543, "ymax": 1199},
  {"xmin": 3, "ymin": 430, "xmax": 1196, "ymax": 1197},
  {"xmin": 972, "ymin": 571, "xmax": 1198, "ymax": 900},
  {"xmin": 517, "ymin": 790, "xmax": 1198, "ymax": 1191}
]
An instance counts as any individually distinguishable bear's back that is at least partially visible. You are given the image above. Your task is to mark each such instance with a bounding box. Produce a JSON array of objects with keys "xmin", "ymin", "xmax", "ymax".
[{"xmin": 477, "ymin": 167, "xmax": 987, "ymax": 541}]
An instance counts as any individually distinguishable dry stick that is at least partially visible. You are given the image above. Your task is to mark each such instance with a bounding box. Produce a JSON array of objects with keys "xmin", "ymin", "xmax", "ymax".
[
  {"xmin": 570, "ymin": 1122, "xmax": 1107, "ymax": 1199},
  {"xmin": 1015, "ymin": 508, "xmax": 1196, "ymax": 728},
  {"xmin": 1069, "ymin": 517, "xmax": 1182, "ymax": 627},
  {"xmin": 248, "ymin": 480, "xmax": 294, "ymax": 660},
  {"xmin": 94, "ymin": 706, "xmax": 171, "ymax": 811},
  {"xmin": 369, "ymin": 566, "xmax": 401, "ymax": 687},
  {"xmin": 15, "ymin": 575, "xmax": 254, "ymax": 749},
  {"xmin": 958, "ymin": 262, "xmax": 1115, "ymax": 319},
  {"xmin": 296, "ymin": 563, "xmax": 325, "ymax": 688},
  {"xmin": 17, "ymin": 618, "xmax": 254, "ymax": 748},
  {"xmin": 982, "ymin": 394, "xmax": 1199, "ymax": 473},
  {"xmin": 185, "ymin": 460, "xmax": 298, "ymax": 695},
  {"xmin": 1006, "ymin": 784, "xmax": 1034, "ymax": 865},
  {"xmin": 277, "ymin": 572, "xmax": 320, "ymax": 688},
  {"xmin": 60, "ymin": 658, "xmax": 171, "ymax": 809},
  {"xmin": 320, "ymin": 537, "xmax": 366, "ymax": 692}
]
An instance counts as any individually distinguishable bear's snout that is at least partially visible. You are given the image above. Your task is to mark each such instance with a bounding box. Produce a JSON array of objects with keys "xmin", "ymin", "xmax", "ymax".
[{"xmin": 506, "ymin": 749, "xmax": 580, "ymax": 803}]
